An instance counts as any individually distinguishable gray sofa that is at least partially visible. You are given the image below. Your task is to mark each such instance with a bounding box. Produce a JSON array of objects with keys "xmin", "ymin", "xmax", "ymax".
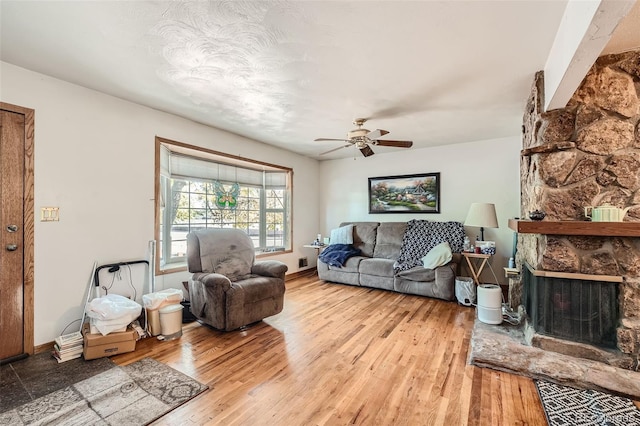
[{"xmin": 317, "ymin": 222, "xmax": 462, "ymax": 301}]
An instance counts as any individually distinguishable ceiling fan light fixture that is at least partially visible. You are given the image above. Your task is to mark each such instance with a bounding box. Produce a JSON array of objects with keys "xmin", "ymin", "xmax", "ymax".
[
  {"xmin": 316, "ymin": 117, "xmax": 413, "ymax": 158},
  {"xmin": 348, "ymin": 128, "xmax": 370, "ymax": 139}
]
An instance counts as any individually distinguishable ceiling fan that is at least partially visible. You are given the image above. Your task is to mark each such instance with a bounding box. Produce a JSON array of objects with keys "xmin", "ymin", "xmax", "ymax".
[{"xmin": 315, "ymin": 118, "xmax": 413, "ymax": 157}]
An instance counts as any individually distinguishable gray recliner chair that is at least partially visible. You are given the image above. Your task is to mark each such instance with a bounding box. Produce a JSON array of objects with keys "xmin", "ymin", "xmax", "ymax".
[{"xmin": 186, "ymin": 228, "xmax": 287, "ymax": 331}]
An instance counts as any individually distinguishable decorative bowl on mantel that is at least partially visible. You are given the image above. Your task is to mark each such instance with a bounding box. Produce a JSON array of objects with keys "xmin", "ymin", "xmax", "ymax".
[{"xmin": 529, "ymin": 210, "xmax": 546, "ymax": 221}]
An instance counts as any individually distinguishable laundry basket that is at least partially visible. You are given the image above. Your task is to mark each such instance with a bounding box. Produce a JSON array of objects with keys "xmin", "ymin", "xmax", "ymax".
[{"xmin": 455, "ymin": 277, "xmax": 476, "ymax": 306}]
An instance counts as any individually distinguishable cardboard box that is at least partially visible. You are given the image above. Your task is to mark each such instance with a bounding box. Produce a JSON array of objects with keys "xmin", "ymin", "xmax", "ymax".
[{"xmin": 82, "ymin": 323, "xmax": 137, "ymax": 360}]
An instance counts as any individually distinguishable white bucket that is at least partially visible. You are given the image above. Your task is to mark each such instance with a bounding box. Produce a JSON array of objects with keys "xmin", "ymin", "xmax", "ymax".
[{"xmin": 159, "ymin": 304, "xmax": 183, "ymax": 340}]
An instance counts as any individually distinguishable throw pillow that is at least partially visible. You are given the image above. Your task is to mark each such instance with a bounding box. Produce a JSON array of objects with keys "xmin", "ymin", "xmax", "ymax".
[
  {"xmin": 330, "ymin": 224, "xmax": 354, "ymax": 245},
  {"xmin": 421, "ymin": 242, "xmax": 452, "ymax": 269}
]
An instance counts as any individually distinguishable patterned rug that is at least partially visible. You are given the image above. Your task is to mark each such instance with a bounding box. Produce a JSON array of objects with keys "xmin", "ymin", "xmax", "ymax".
[
  {"xmin": 0, "ymin": 358, "xmax": 208, "ymax": 425},
  {"xmin": 536, "ymin": 380, "xmax": 640, "ymax": 426}
]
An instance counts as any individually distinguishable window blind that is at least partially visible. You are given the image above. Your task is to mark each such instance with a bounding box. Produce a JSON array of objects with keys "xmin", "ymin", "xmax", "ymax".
[{"xmin": 168, "ymin": 152, "xmax": 286, "ymax": 187}]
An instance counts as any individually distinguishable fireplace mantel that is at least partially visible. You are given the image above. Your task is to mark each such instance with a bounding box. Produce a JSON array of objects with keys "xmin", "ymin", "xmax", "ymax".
[{"xmin": 508, "ymin": 219, "xmax": 640, "ymax": 237}]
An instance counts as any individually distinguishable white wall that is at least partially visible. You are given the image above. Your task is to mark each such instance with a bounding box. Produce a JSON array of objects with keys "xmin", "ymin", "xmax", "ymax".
[
  {"xmin": 1, "ymin": 62, "xmax": 320, "ymax": 346},
  {"xmin": 319, "ymin": 137, "xmax": 521, "ymax": 285}
]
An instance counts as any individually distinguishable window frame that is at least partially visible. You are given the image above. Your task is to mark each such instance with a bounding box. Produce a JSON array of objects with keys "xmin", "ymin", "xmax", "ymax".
[{"xmin": 154, "ymin": 136, "xmax": 293, "ymax": 275}]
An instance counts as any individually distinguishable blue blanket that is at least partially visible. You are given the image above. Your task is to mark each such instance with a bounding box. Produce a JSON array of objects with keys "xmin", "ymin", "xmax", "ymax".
[{"xmin": 319, "ymin": 244, "xmax": 361, "ymax": 267}]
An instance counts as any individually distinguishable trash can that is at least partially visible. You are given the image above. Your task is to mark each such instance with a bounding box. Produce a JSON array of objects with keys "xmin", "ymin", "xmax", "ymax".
[
  {"xmin": 146, "ymin": 308, "xmax": 162, "ymax": 336},
  {"xmin": 159, "ymin": 304, "xmax": 184, "ymax": 340},
  {"xmin": 142, "ymin": 289, "xmax": 183, "ymax": 336},
  {"xmin": 455, "ymin": 277, "xmax": 475, "ymax": 306}
]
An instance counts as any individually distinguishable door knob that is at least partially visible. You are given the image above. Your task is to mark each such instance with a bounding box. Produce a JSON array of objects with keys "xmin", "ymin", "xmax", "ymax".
[
  {"xmin": 6, "ymin": 244, "xmax": 18, "ymax": 251},
  {"xmin": 7, "ymin": 225, "xmax": 18, "ymax": 232}
]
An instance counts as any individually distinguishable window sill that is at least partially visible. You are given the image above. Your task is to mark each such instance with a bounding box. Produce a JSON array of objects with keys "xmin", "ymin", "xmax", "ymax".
[{"xmin": 256, "ymin": 249, "xmax": 292, "ymax": 258}]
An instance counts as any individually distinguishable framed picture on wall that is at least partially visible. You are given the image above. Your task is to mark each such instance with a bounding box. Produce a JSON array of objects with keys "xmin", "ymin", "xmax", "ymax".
[{"xmin": 368, "ymin": 172, "xmax": 440, "ymax": 214}]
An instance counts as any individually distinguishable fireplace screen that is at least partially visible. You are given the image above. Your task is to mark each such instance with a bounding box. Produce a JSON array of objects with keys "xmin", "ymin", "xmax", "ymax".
[{"xmin": 523, "ymin": 264, "xmax": 618, "ymax": 348}]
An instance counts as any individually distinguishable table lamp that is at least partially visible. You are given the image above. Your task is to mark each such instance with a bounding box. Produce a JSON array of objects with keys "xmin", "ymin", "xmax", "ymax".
[{"xmin": 465, "ymin": 203, "xmax": 498, "ymax": 241}]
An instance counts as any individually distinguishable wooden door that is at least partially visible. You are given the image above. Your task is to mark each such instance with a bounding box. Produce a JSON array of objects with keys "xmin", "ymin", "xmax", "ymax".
[{"xmin": 0, "ymin": 103, "xmax": 34, "ymax": 362}]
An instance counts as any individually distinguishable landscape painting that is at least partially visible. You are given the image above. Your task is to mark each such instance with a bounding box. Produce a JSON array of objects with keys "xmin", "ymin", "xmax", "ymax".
[{"xmin": 368, "ymin": 172, "xmax": 440, "ymax": 213}]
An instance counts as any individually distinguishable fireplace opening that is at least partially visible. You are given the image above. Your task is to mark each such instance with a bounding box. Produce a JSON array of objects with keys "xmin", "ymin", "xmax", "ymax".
[{"xmin": 523, "ymin": 264, "xmax": 618, "ymax": 349}]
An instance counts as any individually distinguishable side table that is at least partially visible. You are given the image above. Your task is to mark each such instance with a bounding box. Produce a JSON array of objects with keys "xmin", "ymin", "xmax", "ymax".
[
  {"xmin": 462, "ymin": 252, "xmax": 493, "ymax": 285},
  {"xmin": 303, "ymin": 244, "xmax": 326, "ymax": 272}
]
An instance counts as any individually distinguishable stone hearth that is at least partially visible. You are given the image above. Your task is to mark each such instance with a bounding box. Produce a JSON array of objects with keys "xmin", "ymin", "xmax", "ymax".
[{"xmin": 469, "ymin": 320, "xmax": 640, "ymax": 399}]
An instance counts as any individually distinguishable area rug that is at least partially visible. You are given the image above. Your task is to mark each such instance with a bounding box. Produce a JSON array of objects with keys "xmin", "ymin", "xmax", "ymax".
[
  {"xmin": 0, "ymin": 358, "xmax": 208, "ymax": 425},
  {"xmin": 536, "ymin": 380, "xmax": 640, "ymax": 426}
]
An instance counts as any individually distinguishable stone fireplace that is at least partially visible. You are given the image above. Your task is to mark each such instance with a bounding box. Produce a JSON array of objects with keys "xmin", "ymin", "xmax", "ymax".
[
  {"xmin": 517, "ymin": 50, "xmax": 640, "ymax": 368},
  {"xmin": 469, "ymin": 51, "xmax": 640, "ymax": 398}
]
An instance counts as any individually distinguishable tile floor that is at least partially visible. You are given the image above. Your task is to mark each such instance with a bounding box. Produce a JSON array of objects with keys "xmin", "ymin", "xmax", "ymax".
[{"xmin": 0, "ymin": 352, "xmax": 113, "ymax": 412}]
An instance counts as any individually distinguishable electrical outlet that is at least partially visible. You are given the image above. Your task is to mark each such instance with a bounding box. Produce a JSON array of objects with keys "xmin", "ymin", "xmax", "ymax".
[{"xmin": 298, "ymin": 257, "xmax": 308, "ymax": 267}]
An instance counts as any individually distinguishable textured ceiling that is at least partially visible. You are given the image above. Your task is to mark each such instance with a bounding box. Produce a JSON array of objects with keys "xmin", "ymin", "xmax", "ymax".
[{"xmin": 1, "ymin": 1, "xmax": 637, "ymax": 160}]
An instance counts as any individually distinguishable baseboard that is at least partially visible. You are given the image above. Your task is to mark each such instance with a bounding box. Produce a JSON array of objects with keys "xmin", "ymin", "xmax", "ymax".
[
  {"xmin": 34, "ymin": 341, "xmax": 54, "ymax": 354},
  {"xmin": 286, "ymin": 268, "xmax": 316, "ymax": 280}
]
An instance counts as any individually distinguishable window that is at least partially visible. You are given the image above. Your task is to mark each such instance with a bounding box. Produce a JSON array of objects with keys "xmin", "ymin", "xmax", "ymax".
[{"xmin": 155, "ymin": 137, "xmax": 292, "ymax": 273}]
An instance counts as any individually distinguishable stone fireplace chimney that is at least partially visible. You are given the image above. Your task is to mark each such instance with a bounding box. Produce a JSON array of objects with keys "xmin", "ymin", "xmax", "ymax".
[{"xmin": 518, "ymin": 50, "xmax": 640, "ymax": 367}]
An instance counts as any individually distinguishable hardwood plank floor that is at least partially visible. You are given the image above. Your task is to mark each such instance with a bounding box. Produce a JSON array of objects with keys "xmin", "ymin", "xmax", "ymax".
[{"xmin": 113, "ymin": 272, "xmax": 548, "ymax": 425}]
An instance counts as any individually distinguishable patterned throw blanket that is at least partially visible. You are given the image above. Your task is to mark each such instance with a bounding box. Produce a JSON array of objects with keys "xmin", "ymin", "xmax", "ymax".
[
  {"xmin": 319, "ymin": 244, "xmax": 361, "ymax": 267},
  {"xmin": 394, "ymin": 220, "xmax": 465, "ymax": 272}
]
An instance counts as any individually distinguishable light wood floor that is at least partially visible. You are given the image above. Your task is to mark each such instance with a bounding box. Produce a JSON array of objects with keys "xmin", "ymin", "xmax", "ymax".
[{"xmin": 113, "ymin": 272, "xmax": 548, "ymax": 425}]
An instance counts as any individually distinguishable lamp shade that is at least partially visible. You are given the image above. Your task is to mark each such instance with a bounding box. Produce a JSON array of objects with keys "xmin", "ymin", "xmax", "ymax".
[{"xmin": 465, "ymin": 203, "xmax": 498, "ymax": 229}]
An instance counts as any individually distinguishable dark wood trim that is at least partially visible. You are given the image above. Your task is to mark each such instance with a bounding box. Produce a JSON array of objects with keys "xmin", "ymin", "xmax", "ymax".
[
  {"xmin": 34, "ymin": 341, "xmax": 54, "ymax": 355},
  {"xmin": 509, "ymin": 219, "xmax": 640, "ymax": 237},
  {"xmin": 156, "ymin": 136, "xmax": 293, "ymax": 172},
  {"xmin": 524, "ymin": 262, "xmax": 622, "ymax": 282},
  {"xmin": 0, "ymin": 102, "xmax": 35, "ymax": 355}
]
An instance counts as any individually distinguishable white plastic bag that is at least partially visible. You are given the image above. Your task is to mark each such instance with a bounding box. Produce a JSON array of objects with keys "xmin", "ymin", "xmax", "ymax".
[
  {"xmin": 142, "ymin": 288, "xmax": 183, "ymax": 310},
  {"xmin": 455, "ymin": 277, "xmax": 476, "ymax": 306},
  {"xmin": 89, "ymin": 317, "xmax": 128, "ymax": 335},
  {"xmin": 86, "ymin": 294, "xmax": 142, "ymax": 335}
]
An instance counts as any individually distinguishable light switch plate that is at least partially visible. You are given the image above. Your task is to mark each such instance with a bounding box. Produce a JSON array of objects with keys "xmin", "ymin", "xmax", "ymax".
[{"xmin": 41, "ymin": 207, "xmax": 59, "ymax": 221}]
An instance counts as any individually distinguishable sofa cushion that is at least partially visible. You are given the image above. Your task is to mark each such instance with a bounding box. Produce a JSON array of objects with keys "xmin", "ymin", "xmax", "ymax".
[
  {"xmin": 395, "ymin": 262, "xmax": 457, "ymax": 300},
  {"xmin": 372, "ymin": 222, "xmax": 406, "ymax": 259},
  {"xmin": 395, "ymin": 266, "xmax": 436, "ymax": 282},
  {"xmin": 359, "ymin": 258, "xmax": 395, "ymax": 277},
  {"xmin": 340, "ymin": 222, "xmax": 379, "ymax": 257},
  {"xmin": 421, "ymin": 242, "xmax": 452, "ymax": 269},
  {"xmin": 329, "ymin": 224, "xmax": 354, "ymax": 245},
  {"xmin": 318, "ymin": 261, "xmax": 360, "ymax": 286},
  {"xmin": 327, "ymin": 255, "xmax": 365, "ymax": 274},
  {"xmin": 360, "ymin": 274, "xmax": 394, "ymax": 291}
]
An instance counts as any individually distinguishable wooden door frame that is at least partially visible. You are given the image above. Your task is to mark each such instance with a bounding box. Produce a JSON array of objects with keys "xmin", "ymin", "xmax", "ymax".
[{"xmin": 1, "ymin": 102, "xmax": 34, "ymax": 355}]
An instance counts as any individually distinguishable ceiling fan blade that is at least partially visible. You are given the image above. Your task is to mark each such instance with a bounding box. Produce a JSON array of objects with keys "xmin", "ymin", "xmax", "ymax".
[
  {"xmin": 374, "ymin": 140, "xmax": 413, "ymax": 148},
  {"xmin": 359, "ymin": 145, "xmax": 375, "ymax": 157},
  {"xmin": 315, "ymin": 138, "xmax": 350, "ymax": 142},
  {"xmin": 320, "ymin": 144, "xmax": 351, "ymax": 155},
  {"xmin": 366, "ymin": 129, "xmax": 389, "ymax": 140}
]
